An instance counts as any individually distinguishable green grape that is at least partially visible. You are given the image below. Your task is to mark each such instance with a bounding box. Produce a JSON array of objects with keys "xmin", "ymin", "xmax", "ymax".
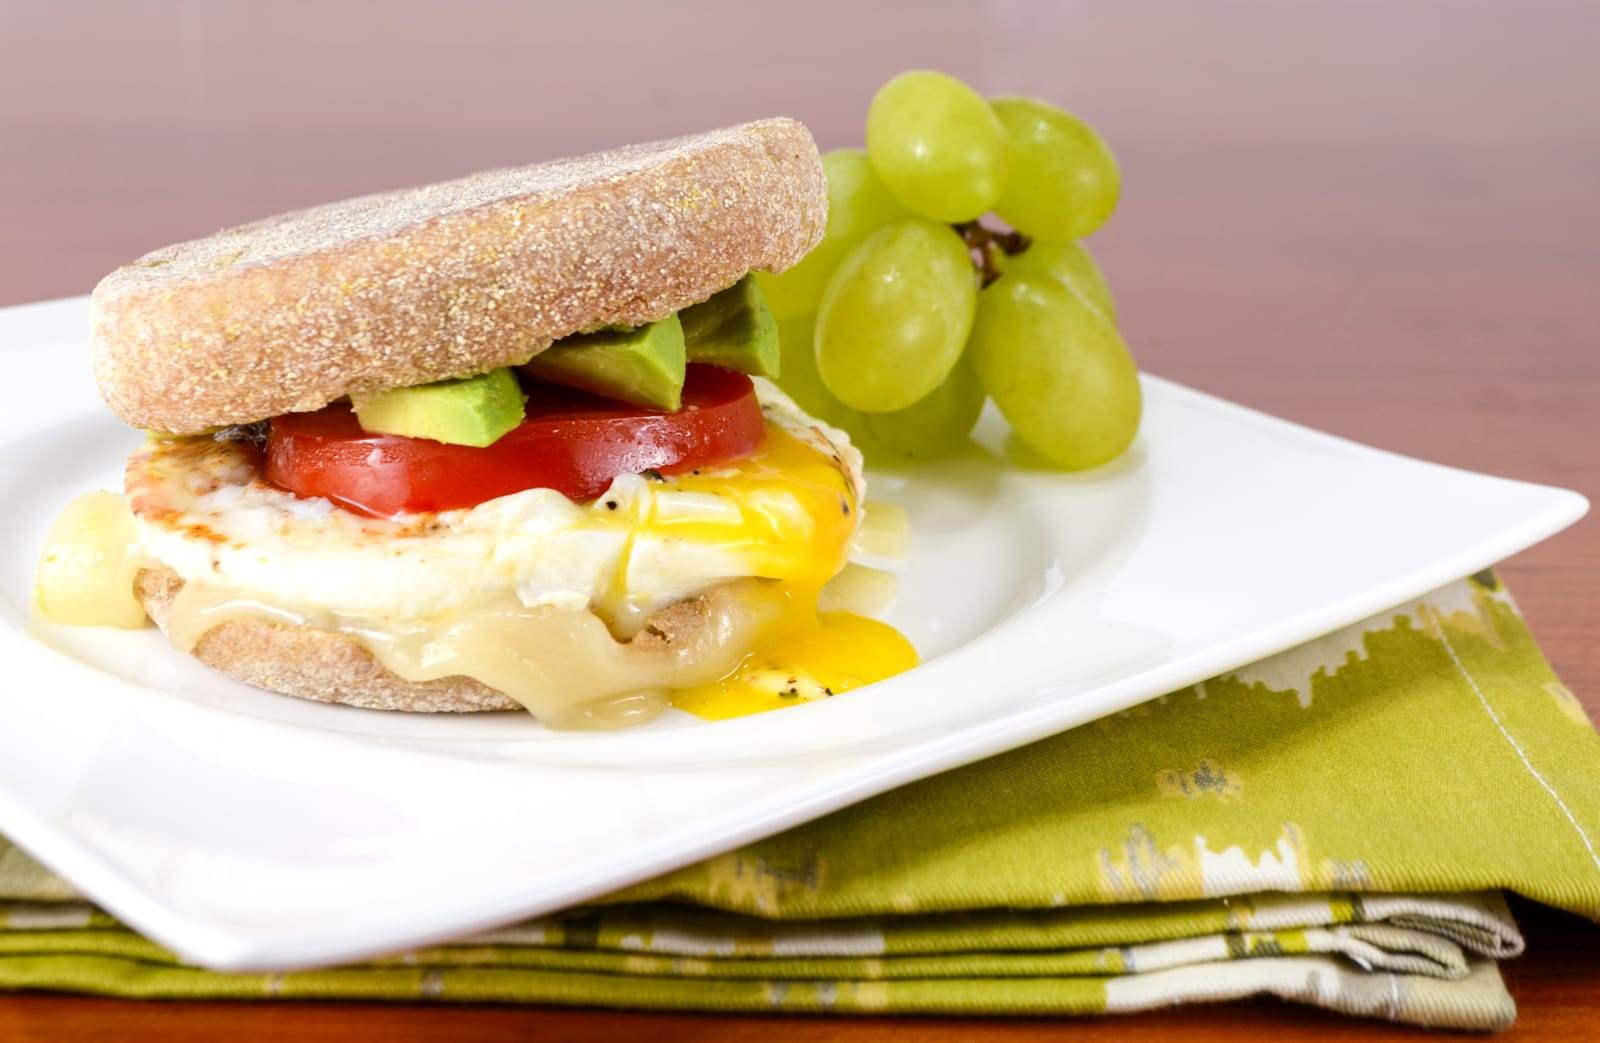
[
  {"xmin": 991, "ymin": 96, "xmax": 1119, "ymax": 241},
  {"xmin": 969, "ymin": 273, "xmax": 1140, "ymax": 469},
  {"xmin": 815, "ymin": 219, "xmax": 977, "ymax": 413},
  {"xmin": 865, "ymin": 70, "xmax": 1009, "ymax": 223},
  {"xmin": 995, "ymin": 239, "xmax": 1115, "ymax": 319},
  {"xmin": 774, "ymin": 315, "xmax": 889, "ymax": 455},
  {"xmin": 756, "ymin": 150, "xmax": 908, "ymax": 320},
  {"xmin": 864, "ymin": 351, "xmax": 985, "ymax": 459},
  {"xmin": 774, "ymin": 315, "xmax": 841, "ymax": 422}
]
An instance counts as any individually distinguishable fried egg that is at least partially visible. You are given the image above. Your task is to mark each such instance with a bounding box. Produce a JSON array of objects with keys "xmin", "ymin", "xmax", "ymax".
[{"xmin": 127, "ymin": 380, "xmax": 863, "ymax": 636}]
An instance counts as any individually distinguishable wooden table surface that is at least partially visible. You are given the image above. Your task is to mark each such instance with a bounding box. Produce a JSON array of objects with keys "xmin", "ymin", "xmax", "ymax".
[{"xmin": 2, "ymin": 0, "xmax": 1596, "ymax": 1037}]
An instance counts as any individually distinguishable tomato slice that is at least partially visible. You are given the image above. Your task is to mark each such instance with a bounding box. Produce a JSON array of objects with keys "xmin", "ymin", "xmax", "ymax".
[{"xmin": 265, "ymin": 365, "xmax": 766, "ymax": 517}]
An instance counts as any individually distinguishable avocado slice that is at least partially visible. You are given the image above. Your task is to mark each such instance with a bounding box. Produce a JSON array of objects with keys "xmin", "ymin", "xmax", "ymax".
[
  {"xmin": 524, "ymin": 315, "xmax": 687, "ymax": 411},
  {"xmin": 679, "ymin": 276, "xmax": 780, "ymax": 378},
  {"xmin": 352, "ymin": 368, "xmax": 526, "ymax": 448}
]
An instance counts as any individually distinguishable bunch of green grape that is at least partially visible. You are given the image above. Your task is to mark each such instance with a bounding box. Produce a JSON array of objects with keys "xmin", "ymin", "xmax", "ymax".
[{"xmin": 758, "ymin": 70, "xmax": 1140, "ymax": 470}]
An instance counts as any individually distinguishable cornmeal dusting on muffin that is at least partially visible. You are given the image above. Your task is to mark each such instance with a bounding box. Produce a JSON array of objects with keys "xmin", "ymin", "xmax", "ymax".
[{"xmin": 90, "ymin": 120, "xmax": 827, "ymax": 434}]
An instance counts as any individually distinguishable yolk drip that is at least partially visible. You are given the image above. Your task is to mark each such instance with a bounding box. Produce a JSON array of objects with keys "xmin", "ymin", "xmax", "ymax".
[
  {"xmin": 643, "ymin": 425, "xmax": 861, "ymax": 592},
  {"xmin": 671, "ymin": 610, "xmax": 918, "ymax": 720},
  {"xmin": 656, "ymin": 426, "xmax": 919, "ymax": 720}
]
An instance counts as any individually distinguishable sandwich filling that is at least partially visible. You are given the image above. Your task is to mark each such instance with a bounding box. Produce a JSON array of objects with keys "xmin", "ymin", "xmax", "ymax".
[{"xmin": 44, "ymin": 380, "xmax": 913, "ymax": 727}]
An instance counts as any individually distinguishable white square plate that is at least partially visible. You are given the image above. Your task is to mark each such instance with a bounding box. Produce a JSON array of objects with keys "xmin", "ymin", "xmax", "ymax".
[{"xmin": 0, "ymin": 297, "xmax": 1585, "ymax": 971}]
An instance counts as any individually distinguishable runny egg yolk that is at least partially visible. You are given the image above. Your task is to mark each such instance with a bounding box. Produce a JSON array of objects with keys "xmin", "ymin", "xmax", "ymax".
[
  {"xmin": 623, "ymin": 425, "xmax": 918, "ymax": 720},
  {"xmin": 672, "ymin": 611, "xmax": 919, "ymax": 720},
  {"xmin": 625, "ymin": 424, "xmax": 862, "ymax": 595}
]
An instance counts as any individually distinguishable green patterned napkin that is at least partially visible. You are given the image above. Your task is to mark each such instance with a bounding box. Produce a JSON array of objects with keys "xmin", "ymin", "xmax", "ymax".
[{"xmin": 2, "ymin": 571, "xmax": 1597, "ymax": 1031}]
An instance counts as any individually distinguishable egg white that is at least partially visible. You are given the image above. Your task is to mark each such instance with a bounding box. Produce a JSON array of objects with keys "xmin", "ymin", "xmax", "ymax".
[{"xmin": 126, "ymin": 380, "xmax": 862, "ymax": 631}]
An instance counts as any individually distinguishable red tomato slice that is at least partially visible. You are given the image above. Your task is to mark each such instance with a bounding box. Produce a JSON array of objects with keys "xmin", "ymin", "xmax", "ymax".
[{"xmin": 265, "ymin": 365, "xmax": 766, "ymax": 517}]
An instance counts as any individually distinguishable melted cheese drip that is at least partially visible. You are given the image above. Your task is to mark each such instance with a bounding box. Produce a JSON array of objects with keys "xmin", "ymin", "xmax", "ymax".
[
  {"xmin": 33, "ymin": 491, "xmax": 152, "ymax": 628},
  {"xmin": 163, "ymin": 579, "xmax": 794, "ymax": 728},
  {"xmin": 854, "ymin": 500, "xmax": 912, "ymax": 560}
]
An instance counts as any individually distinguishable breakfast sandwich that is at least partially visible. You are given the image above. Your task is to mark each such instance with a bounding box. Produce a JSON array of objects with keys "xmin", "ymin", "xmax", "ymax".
[{"xmin": 36, "ymin": 119, "xmax": 917, "ymax": 727}]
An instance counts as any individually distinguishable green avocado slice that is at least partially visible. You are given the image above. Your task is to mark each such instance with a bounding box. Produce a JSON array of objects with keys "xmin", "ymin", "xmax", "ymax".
[
  {"xmin": 352, "ymin": 367, "xmax": 526, "ymax": 447},
  {"xmin": 680, "ymin": 276, "xmax": 780, "ymax": 378},
  {"xmin": 523, "ymin": 315, "xmax": 687, "ymax": 411}
]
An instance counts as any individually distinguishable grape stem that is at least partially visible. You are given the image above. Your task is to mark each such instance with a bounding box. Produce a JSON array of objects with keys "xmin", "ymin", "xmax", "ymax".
[{"xmin": 955, "ymin": 219, "xmax": 1031, "ymax": 287}]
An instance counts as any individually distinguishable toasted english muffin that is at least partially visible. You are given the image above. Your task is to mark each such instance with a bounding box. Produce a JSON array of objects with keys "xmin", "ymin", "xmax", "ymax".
[{"xmin": 91, "ymin": 119, "xmax": 826, "ymax": 434}]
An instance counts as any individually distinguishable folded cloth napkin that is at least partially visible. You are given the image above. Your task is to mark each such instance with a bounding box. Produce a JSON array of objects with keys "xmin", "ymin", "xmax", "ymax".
[{"xmin": 2, "ymin": 570, "xmax": 1596, "ymax": 1031}]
